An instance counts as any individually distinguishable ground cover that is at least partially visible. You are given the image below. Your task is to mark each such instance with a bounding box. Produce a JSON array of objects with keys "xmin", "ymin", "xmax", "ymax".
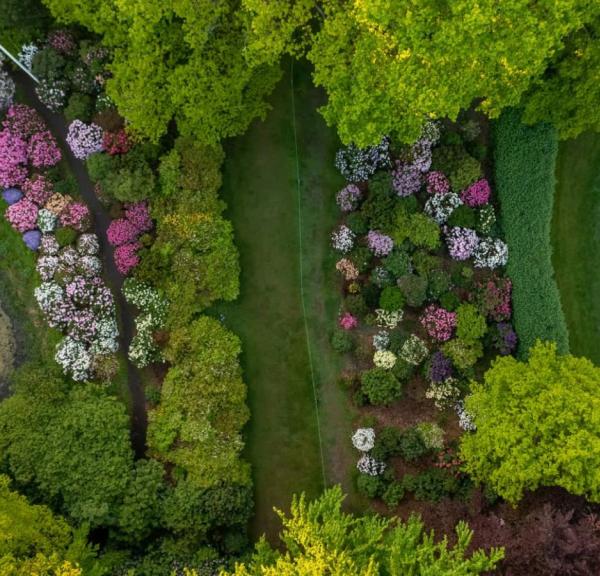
[
  {"xmin": 217, "ymin": 62, "xmax": 358, "ymax": 539},
  {"xmin": 552, "ymin": 132, "xmax": 600, "ymax": 364}
]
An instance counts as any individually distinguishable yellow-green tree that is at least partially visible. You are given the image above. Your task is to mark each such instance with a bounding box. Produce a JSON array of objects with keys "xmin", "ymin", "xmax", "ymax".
[
  {"xmin": 219, "ymin": 486, "xmax": 502, "ymax": 575},
  {"xmin": 461, "ymin": 341, "xmax": 600, "ymax": 503}
]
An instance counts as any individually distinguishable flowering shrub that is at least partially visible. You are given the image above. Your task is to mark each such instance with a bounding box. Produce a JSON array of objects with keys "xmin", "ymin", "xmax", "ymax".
[
  {"xmin": 60, "ymin": 202, "xmax": 90, "ymax": 231},
  {"xmin": 428, "ymin": 351, "xmax": 453, "ymax": 382},
  {"xmin": 367, "ymin": 230, "xmax": 393, "ymax": 256},
  {"xmin": 426, "ymin": 171, "xmax": 450, "ymax": 195},
  {"xmin": 37, "ymin": 255, "xmax": 59, "ymax": 281},
  {"xmin": 331, "ymin": 225, "xmax": 355, "ymax": 253},
  {"xmin": 124, "ymin": 201, "xmax": 153, "ymax": 232},
  {"xmin": 375, "ymin": 308, "xmax": 403, "ymax": 329},
  {"xmin": 114, "ymin": 242, "xmax": 140, "ymax": 275},
  {"xmin": 372, "ymin": 331, "xmax": 390, "ymax": 351},
  {"xmin": 27, "ymin": 130, "xmax": 62, "ymax": 167},
  {"xmin": 18, "ymin": 44, "xmax": 38, "ymax": 70},
  {"xmin": 373, "ymin": 350, "xmax": 397, "ymax": 369},
  {"xmin": 40, "ymin": 234, "xmax": 59, "ymax": 255},
  {"xmin": 335, "ymin": 138, "xmax": 390, "ymax": 182},
  {"xmin": 339, "ymin": 312, "xmax": 358, "ymax": 330},
  {"xmin": 76, "ymin": 233, "xmax": 100, "ymax": 256},
  {"xmin": 5, "ymin": 198, "xmax": 38, "ymax": 232},
  {"xmin": 23, "ymin": 175, "xmax": 54, "ymax": 206},
  {"xmin": 351, "ymin": 428, "xmax": 376, "ymax": 452},
  {"xmin": 0, "ymin": 129, "xmax": 28, "ymax": 187},
  {"xmin": 37, "ymin": 208, "xmax": 58, "ymax": 233},
  {"xmin": 426, "ymin": 378, "xmax": 461, "ymax": 410},
  {"xmin": 107, "ymin": 218, "xmax": 138, "ymax": 246},
  {"xmin": 48, "ymin": 30, "xmax": 76, "ymax": 54},
  {"xmin": 392, "ymin": 161, "xmax": 421, "ymax": 196},
  {"xmin": 445, "ymin": 227, "xmax": 479, "ymax": 260},
  {"xmin": 420, "ymin": 305, "xmax": 457, "ymax": 342},
  {"xmin": 473, "ymin": 237, "xmax": 508, "ymax": 268},
  {"xmin": 400, "ymin": 334, "xmax": 429, "ymax": 365},
  {"xmin": 335, "ymin": 258, "xmax": 359, "ymax": 281},
  {"xmin": 0, "ymin": 69, "xmax": 15, "ymax": 111},
  {"xmin": 55, "ymin": 337, "xmax": 93, "ymax": 381},
  {"xmin": 477, "ymin": 204, "xmax": 496, "ymax": 235},
  {"xmin": 424, "ymin": 192, "xmax": 461, "ymax": 224},
  {"xmin": 22, "ymin": 230, "xmax": 41, "ymax": 250},
  {"xmin": 44, "ymin": 193, "xmax": 70, "ymax": 216},
  {"xmin": 2, "ymin": 104, "xmax": 45, "ymax": 138},
  {"xmin": 477, "ymin": 276, "xmax": 512, "ymax": 321},
  {"xmin": 455, "ymin": 400, "xmax": 476, "ymax": 431},
  {"xmin": 491, "ymin": 322, "xmax": 518, "ymax": 355},
  {"xmin": 102, "ymin": 129, "xmax": 131, "ymax": 155},
  {"xmin": 35, "ymin": 79, "xmax": 67, "ymax": 112},
  {"xmin": 356, "ymin": 454, "xmax": 386, "ymax": 476},
  {"xmin": 336, "ymin": 184, "xmax": 362, "ymax": 212},
  {"xmin": 2, "ymin": 187, "xmax": 22, "ymax": 205},
  {"xmin": 461, "ymin": 179, "xmax": 491, "ymax": 206},
  {"xmin": 66, "ymin": 120, "xmax": 103, "ymax": 159}
]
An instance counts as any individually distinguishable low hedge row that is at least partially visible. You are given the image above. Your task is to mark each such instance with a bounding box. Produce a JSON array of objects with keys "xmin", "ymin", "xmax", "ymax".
[{"xmin": 493, "ymin": 109, "xmax": 569, "ymax": 355}]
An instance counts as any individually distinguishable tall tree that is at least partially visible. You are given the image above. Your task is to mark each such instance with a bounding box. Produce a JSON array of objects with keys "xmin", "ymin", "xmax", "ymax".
[{"xmin": 460, "ymin": 341, "xmax": 600, "ymax": 503}]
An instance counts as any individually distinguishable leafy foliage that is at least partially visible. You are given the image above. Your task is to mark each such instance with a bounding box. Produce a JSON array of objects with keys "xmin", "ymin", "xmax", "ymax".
[{"xmin": 461, "ymin": 342, "xmax": 600, "ymax": 503}]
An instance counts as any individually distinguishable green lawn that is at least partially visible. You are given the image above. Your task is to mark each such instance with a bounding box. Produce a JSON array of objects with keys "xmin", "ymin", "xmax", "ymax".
[
  {"xmin": 552, "ymin": 132, "xmax": 600, "ymax": 363},
  {"xmin": 217, "ymin": 62, "xmax": 359, "ymax": 540}
]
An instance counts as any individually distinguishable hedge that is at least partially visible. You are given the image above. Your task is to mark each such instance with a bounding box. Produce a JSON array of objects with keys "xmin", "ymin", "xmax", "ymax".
[{"xmin": 493, "ymin": 109, "xmax": 569, "ymax": 356}]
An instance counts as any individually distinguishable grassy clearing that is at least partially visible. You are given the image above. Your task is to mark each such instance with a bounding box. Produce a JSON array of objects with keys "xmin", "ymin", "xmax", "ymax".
[
  {"xmin": 217, "ymin": 62, "xmax": 358, "ymax": 540},
  {"xmin": 552, "ymin": 132, "xmax": 600, "ymax": 364}
]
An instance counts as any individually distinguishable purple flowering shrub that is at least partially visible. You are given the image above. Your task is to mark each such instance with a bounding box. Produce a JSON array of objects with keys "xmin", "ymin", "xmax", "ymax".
[
  {"xmin": 107, "ymin": 218, "xmax": 138, "ymax": 246},
  {"xmin": 60, "ymin": 202, "xmax": 91, "ymax": 231},
  {"xmin": 445, "ymin": 227, "xmax": 479, "ymax": 260},
  {"xmin": 420, "ymin": 305, "xmax": 457, "ymax": 342},
  {"xmin": 2, "ymin": 187, "xmax": 23, "ymax": 205},
  {"xmin": 426, "ymin": 171, "xmax": 450, "ymax": 195},
  {"xmin": 336, "ymin": 184, "xmax": 362, "ymax": 212},
  {"xmin": 367, "ymin": 230, "xmax": 394, "ymax": 256},
  {"xmin": 107, "ymin": 202, "xmax": 153, "ymax": 274},
  {"xmin": 66, "ymin": 120, "xmax": 104, "ymax": 159},
  {"xmin": 461, "ymin": 179, "xmax": 491, "ymax": 206},
  {"xmin": 392, "ymin": 161, "xmax": 422, "ymax": 196},
  {"xmin": 428, "ymin": 351, "xmax": 453, "ymax": 382}
]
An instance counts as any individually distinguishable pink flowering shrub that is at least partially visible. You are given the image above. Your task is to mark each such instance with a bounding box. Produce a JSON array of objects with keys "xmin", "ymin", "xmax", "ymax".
[
  {"xmin": 23, "ymin": 175, "xmax": 54, "ymax": 206},
  {"xmin": 66, "ymin": 120, "xmax": 104, "ymax": 159},
  {"xmin": 124, "ymin": 202, "xmax": 153, "ymax": 232},
  {"xmin": 420, "ymin": 305, "xmax": 457, "ymax": 342},
  {"xmin": 477, "ymin": 277, "xmax": 512, "ymax": 321},
  {"xmin": 47, "ymin": 30, "xmax": 76, "ymax": 54},
  {"xmin": 426, "ymin": 171, "xmax": 450, "ymax": 195},
  {"xmin": 28, "ymin": 130, "xmax": 62, "ymax": 167},
  {"xmin": 2, "ymin": 104, "xmax": 45, "ymax": 139},
  {"xmin": 6, "ymin": 198, "xmax": 38, "ymax": 232},
  {"xmin": 367, "ymin": 230, "xmax": 394, "ymax": 256},
  {"xmin": 0, "ymin": 129, "xmax": 28, "ymax": 187},
  {"xmin": 461, "ymin": 179, "xmax": 491, "ymax": 206},
  {"xmin": 60, "ymin": 202, "xmax": 90, "ymax": 231},
  {"xmin": 339, "ymin": 312, "xmax": 358, "ymax": 330},
  {"xmin": 107, "ymin": 218, "xmax": 139, "ymax": 246},
  {"xmin": 114, "ymin": 242, "xmax": 140, "ymax": 275},
  {"xmin": 446, "ymin": 227, "xmax": 479, "ymax": 260}
]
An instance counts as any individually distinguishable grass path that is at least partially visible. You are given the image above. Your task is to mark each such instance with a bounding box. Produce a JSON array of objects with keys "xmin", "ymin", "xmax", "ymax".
[
  {"xmin": 218, "ymin": 62, "xmax": 358, "ymax": 540},
  {"xmin": 552, "ymin": 132, "xmax": 600, "ymax": 363}
]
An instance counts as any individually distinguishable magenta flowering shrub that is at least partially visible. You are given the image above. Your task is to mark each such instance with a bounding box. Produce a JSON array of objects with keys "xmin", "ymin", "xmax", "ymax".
[
  {"xmin": 426, "ymin": 171, "xmax": 450, "ymax": 195},
  {"xmin": 392, "ymin": 161, "xmax": 422, "ymax": 196},
  {"xmin": 23, "ymin": 175, "xmax": 54, "ymax": 206},
  {"xmin": 60, "ymin": 202, "xmax": 90, "ymax": 231},
  {"xmin": 0, "ymin": 129, "xmax": 28, "ymax": 187},
  {"xmin": 420, "ymin": 305, "xmax": 457, "ymax": 342},
  {"xmin": 47, "ymin": 30, "xmax": 76, "ymax": 55},
  {"xmin": 2, "ymin": 104, "xmax": 45, "ymax": 139},
  {"xmin": 66, "ymin": 120, "xmax": 103, "ymax": 159},
  {"xmin": 339, "ymin": 312, "xmax": 358, "ymax": 330},
  {"xmin": 124, "ymin": 201, "xmax": 153, "ymax": 233},
  {"xmin": 446, "ymin": 227, "xmax": 479, "ymax": 261},
  {"xmin": 114, "ymin": 242, "xmax": 140, "ymax": 275},
  {"xmin": 27, "ymin": 130, "xmax": 62, "ymax": 167},
  {"xmin": 336, "ymin": 184, "xmax": 362, "ymax": 212},
  {"xmin": 107, "ymin": 218, "xmax": 138, "ymax": 246},
  {"xmin": 461, "ymin": 179, "xmax": 491, "ymax": 207},
  {"xmin": 367, "ymin": 230, "xmax": 394, "ymax": 256},
  {"xmin": 5, "ymin": 198, "xmax": 38, "ymax": 232}
]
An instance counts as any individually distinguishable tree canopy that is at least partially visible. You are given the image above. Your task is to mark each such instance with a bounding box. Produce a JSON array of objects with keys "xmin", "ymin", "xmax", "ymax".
[
  {"xmin": 220, "ymin": 486, "xmax": 502, "ymax": 575},
  {"xmin": 460, "ymin": 341, "xmax": 600, "ymax": 503}
]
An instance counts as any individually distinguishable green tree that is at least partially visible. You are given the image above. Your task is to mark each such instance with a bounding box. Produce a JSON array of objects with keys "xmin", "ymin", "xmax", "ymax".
[
  {"xmin": 460, "ymin": 341, "xmax": 600, "ymax": 503},
  {"xmin": 220, "ymin": 486, "xmax": 503, "ymax": 575}
]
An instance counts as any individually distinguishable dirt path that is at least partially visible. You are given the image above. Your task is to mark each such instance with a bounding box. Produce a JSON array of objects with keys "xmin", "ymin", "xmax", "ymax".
[{"xmin": 13, "ymin": 70, "xmax": 147, "ymax": 456}]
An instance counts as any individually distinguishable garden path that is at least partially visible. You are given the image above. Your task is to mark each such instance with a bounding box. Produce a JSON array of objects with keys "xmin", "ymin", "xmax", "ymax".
[{"xmin": 13, "ymin": 70, "xmax": 147, "ymax": 456}]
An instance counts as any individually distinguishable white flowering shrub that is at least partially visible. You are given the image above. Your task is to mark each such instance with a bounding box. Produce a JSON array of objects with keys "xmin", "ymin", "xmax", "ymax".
[
  {"xmin": 335, "ymin": 137, "xmax": 391, "ymax": 182},
  {"xmin": 455, "ymin": 400, "xmax": 476, "ymax": 431},
  {"xmin": 373, "ymin": 350, "xmax": 397, "ymax": 369},
  {"xmin": 0, "ymin": 68, "xmax": 15, "ymax": 111},
  {"xmin": 77, "ymin": 255, "xmax": 102, "ymax": 278},
  {"xmin": 420, "ymin": 120, "xmax": 441, "ymax": 145},
  {"xmin": 331, "ymin": 225, "xmax": 355, "ymax": 253},
  {"xmin": 372, "ymin": 331, "xmax": 390, "ymax": 351},
  {"xmin": 425, "ymin": 378, "xmax": 461, "ymax": 410},
  {"xmin": 356, "ymin": 454, "xmax": 386, "ymax": 476},
  {"xmin": 37, "ymin": 208, "xmax": 57, "ymax": 233},
  {"xmin": 375, "ymin": 308, "xmax": 403, "ymax": 329},
  {"xmin": 40, "ymin": 234, "xmax": 60, "ymax": 255},
  {"xmin": 351, "ymin": 428, "xmax": 375, "ymax": 452},
  {"xmin": 36, "ymin": 255, "xmax": 59, "ymax": 281},
  {"xmin": 473, "ymin": 237, "xmax": 508, "ymax": 269},
  {"xmin": 477, "ymin": 204, "xmax": 496, "ymax": 235},
  {"xmin": 400, "ymin": 334, "xmax": 429, "ymax": 365},
  {"xmin": 424, "ymin": 192, "xmax": 462, "ymax": 224},
  {"xmin": 76, "ymin": 233, "xmax": 100, "ymax": 255},
  {"xmin": 55, "ymin": 337, "xmax": 93, "ymax": 381},
  {"xmin": 416, "ymin": 422, "xmax": 445, "ymax": 450},
  {"xmin": 36, "ymin": 78, "xmax": 67, "ymax": 111},
  {"xmin": 18, "ymin": 43, "xmax": 38, "ymax": 70}
]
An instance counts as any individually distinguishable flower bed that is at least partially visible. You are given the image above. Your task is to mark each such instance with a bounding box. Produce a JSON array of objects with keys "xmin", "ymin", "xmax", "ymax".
[
  {"xmin": 0, "ymin": 103, "xmax": 118, "ymax": 381},
  {"xmin": 331, "ymin": 121, "xmax": 516, "ymax": 507}
]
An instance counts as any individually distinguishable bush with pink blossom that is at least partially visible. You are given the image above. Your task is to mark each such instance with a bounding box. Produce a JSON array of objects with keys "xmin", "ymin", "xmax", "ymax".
[
  {"xmin": 66, "ymin": 120, "xmax": 103, "ymax": 159},
  {"xmin": 5, "ymin": 198, "xmax": 38, "ymax": 232},
  {"xmin": 107, "ymin": 218, "xmax": 139, "ymax": 246},
  {"xmin": 420, "ymin": 305, "xmax": 457, "ymax": 342},
  {"xmin": 114, "ymin": 242, "xmax": 140, "ymax": 275},
  {"xmin": 27, "ymin": 130, "xmax": 62, "ymax": 167},
  {"xmin": 461, "ymin": 179, "xmax": 491, "ymax": 207},
  {"xmin": 445, "ymin": 227, "xmax": 479, "ymax": 261},
  {"xmin": 336, "ymin": 184, "xmax": 362, "ymax": 212},
  {"xmin": 367, "ymin": 230, "xmax": 394, "ymax": 256},
  {"xmin": 60, "ymin": 202, "xmax": 90, "ymax": 231},
  {"xmin": 339, "ymin": 312, "xmax": 358, "ymax": 330},
  {"xmin": 426, "ymin": 171, "xmax": 450, "ymax": 195},
  {"xmin": 2, "ymin": 104, "xmax": 45, "ymax": 139},
  {"xmin": 124, "ymin": 201, "xmax": 153, "ymax": 233},
  {"xmin": 0, "ymin": 129, "xmax": 28, "ymax": 187},
  {"xmin": 47, "ymin": 30, "xmax": 76, "ymax": 55},
  {"xmin": 23, "ymin": 175, "xmax": 54, "ymax": 206}
]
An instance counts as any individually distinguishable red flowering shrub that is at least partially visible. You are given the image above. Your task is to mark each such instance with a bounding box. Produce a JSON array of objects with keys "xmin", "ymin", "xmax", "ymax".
[{"xmin": 102, "ymin": 129, "xmax": 131, "ymax": 155}]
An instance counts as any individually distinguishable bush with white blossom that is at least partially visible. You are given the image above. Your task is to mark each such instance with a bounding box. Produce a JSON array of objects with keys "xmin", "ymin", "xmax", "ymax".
[
  {"xmin": 335, "ymin": 137, "xmax": 390, "ymax": 182},
  {"xmin": 424, "ymin": 192, "xmax": 462, "ymax": 224},
  {"xmin": 473, "ymin": 237, "xmax": 508, "ymax": 269},
  {"xmin": 351, "ymin": 428, "xmax": 376, "ymax": 452},
  {"xmin": 455, "ymin": 400, "xmax": 476, "ymax": 431},
  {"xmin": 37, "ymin": 208, "xmax": 57, "ymax": 233},
  {"xmin": 331, "ymin": 225, "xmax": 355, "ymax": 253},
  {"xmin": 356, "ymin": 454, "xmax": 386, "ymax": 476},
  {"xmin": 0, "ymin": 69, "xmax": 15, "ymax": 111},
  {"xmin": 400, "ymin": 334, "xmax": 429, "ymax": 365},
  {"xmin": 425, "ymin": 378, "xmax": 461, "ymax": 410},
  {"xmin": 18, "ymin": 43, "xmax": 38, "ymax": 70},
  {"xmin": 372, "ymin": 331, "xmax": 390, "ymax": 351},
  {"xmin": 373, "ymin": 350, "xmax": 397, "ymax": 369},
  {"xmin": 375, "ymin": 308, "xmax": 403, "ymax": 329}
]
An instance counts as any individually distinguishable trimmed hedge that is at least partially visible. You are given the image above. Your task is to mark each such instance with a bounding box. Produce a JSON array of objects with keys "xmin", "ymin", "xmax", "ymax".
[{"xmin": 493, "ymin": 109, "xmax": 569, "ymax": 356}]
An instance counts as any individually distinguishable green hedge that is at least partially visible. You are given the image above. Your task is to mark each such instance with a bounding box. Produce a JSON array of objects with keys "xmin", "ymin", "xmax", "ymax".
[{"xmin": 493, "ymin": 109, "xmax": 569, "ymax": 356}]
